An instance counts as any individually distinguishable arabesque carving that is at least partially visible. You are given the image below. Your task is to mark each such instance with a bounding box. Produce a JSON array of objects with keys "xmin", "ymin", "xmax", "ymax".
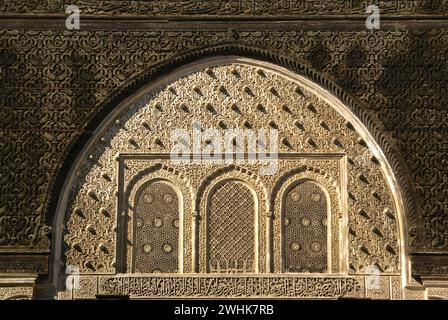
[
  {"xmin": 1, "ymin": 0, "xmax": 447, "ymax": 16},
  {"xmin": 58, "ymin": 62, "xmax": 402, "ymax": 297}
]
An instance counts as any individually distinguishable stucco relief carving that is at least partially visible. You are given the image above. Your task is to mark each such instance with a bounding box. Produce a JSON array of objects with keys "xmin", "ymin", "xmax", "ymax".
[
  {"xmin": 207, "ymin": 180, "xmax": 256, "ymax": 273},
  {"xmin": 0, "ymin": 287, "xmax": 33, "ymax": 300},
  {"xmin": 133, "ymin": 181, "xmax": 180, "ymax": 273},
  {"xmin": 390, "ymin": 276, "xmax": 403, "ymax": 300},
  {"xmin": 272, "ymin": 165, "xmax": 343, "ymax": 274},
  {"xmin": 123, "ymin": 160, "xmax": 343, "ymax": 275},
  {"xmin": 2, "ymin": 0, "xmax": 446, "ymax": 16},
  {"xmin": 403, "ymin": 288, "xmax": 426, "ymax": 300},
  {"xmin": 122, "ymin": 162, "xmax": 193, "ymax": 273},
  {"xmin": 3, "ymin": 27, "xmax": 443, "ymax": 270},
  {"xmin": 427, "ymin": 287, "xmax": 448, "ymax": 300},
  {"xmin": 57, "ymin": 60, "xmax": 403, "ymax": 298},
  {"xmin": 283, "ymin": 181, "xmax": 328, "ymax": 273},
  {"xmin": 96, "ymin": 275, "xmax": 365, "ymax": 299}
]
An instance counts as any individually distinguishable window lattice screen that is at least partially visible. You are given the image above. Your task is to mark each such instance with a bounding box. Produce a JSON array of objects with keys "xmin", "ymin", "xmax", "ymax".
[
  {"xmin": 208, "ymin": 181, "xmax": 256, "ymax": 273},
  {"xmin": 134, "ymin": 181, "xmax": 179, "ymax": 273},
  {"xmin": 283, "ymin": 181, "xmax": 328, "ymax": 273}
]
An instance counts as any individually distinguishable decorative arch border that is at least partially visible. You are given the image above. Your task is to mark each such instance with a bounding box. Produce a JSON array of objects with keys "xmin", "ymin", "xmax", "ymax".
[
  {"xmin": 50, "ymin": 49, "xmax": 412, "ymax": 287},
  {"xmin": 3, "ymin": 295, "xmax": 32, "ymax": 300},
  {"xmin": 197, "ymin": 166, "xmax": 268, "ymax": 273},
  {"xmin": 195, "ymin": 164, "xmax": 267, "ymax": 212},
  {"xmin": 0, "ymin": 287, "xmax": 33, "ymax": 300},
  {"xmin": 271, "ymin": 166, "xmax": 343, "ymax": 274},
  {"xmin": 122, "ymin": 164, "xmax": 193, "ymax": 273}
]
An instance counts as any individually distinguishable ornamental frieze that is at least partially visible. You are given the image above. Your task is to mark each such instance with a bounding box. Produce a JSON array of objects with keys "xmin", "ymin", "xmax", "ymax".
[{"xmin": 1, "ymin": 1, "xmax": 447, "ymax": 17}]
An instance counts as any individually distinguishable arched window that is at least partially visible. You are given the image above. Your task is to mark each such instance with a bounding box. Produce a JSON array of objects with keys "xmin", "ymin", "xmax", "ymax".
[
  {"xmin": 133, "ymin": 181, "xmax": 180, "ymax": 273},
  {"xmin": 207, "ymin": 180, "xmax": 256, "ymax": 273},
  {"xmin": 283, "ymin": 180, "xmax": 328, "ymax": 273}
]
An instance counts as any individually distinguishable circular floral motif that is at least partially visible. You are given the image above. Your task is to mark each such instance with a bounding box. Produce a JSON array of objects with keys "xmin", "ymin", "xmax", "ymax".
[
  {"xmin": 163, "ymin": 244, "xmax": 172, "ymax": 253},
  {"xmin": 310, "ymin": 242, "xmax": 322, "ymax": 252},
  {"xmin": 301, "ymin": 218, "xmax": 311, "ymax": 227},
  {"xmin": 144, "ymin": 194, "xmax": 154, "ymax": 204},
  {"xmin": 290, "ymin": 192, "xmax": 300, "ymax": 202},
  {"xmin": 291, "ymin": 242, "xmax": 301, "ymax": 251},
  {"xmin": 143, "ymin": 244, "xmax": 152, "ymax": 253},
  {"xmin": 321, "ymin": 218, "xmax": 327, "ymax": 227},
  {"xmin": 136, "ymin": 217, "xmax": 143, "ymax": 228},
  {"xmin": 284, "ymin": 217, "xmax": 290, "ymax": 226},
  {"xmin": 311, "ymin": 193, "xmax": 322, "ymax": 202},
  {"xmin": 153, "ymin": 218, "xmax": 162, "ymax": 227},
  {"xmin": 173, "ymin": 219, "xmax": 179, "ymax": 228},
  {"xmin": 163, "ymin": 194, "xmax": 173, "ymax": 204}
]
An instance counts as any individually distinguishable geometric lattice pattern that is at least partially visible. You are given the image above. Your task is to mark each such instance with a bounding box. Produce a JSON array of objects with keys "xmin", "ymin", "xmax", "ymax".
[
  {"xmin": 208, "ymin": 181, "xmax": 255, "ymax": 273},
  {"xmin": 283, "ymin": 181, "xmax": 328, "ymax": 273},
  {"xmin": 134, "ymin": 181, "xmax": 179, "ymax": 273}
]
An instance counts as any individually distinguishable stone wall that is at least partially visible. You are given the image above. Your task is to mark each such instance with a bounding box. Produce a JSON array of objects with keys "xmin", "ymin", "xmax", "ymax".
[{"xmin": 0, "ymin": 1, "xmax": 447, "ymax": 280}]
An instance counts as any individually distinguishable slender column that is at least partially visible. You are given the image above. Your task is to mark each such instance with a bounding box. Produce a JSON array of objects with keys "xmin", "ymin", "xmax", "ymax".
[
  {"xmin": 266, "ymin": 211, "xmax": 275, "ymax": 273},
  {"xmin": 192, "ymin": 211, "xmax": 200, "ymax": 273}
]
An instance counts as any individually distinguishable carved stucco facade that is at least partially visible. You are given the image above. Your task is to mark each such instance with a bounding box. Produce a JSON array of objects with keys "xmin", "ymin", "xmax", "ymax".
[
  {"xmin": 54, "ymin": 60, "xmax": 404, "ymax": 299},
  {"xmin": 0, "ymin": 1, "xmax": 447, "ymax": 300}
]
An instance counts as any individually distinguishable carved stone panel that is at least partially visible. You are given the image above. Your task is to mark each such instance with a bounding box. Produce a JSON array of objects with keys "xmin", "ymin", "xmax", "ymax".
[
  {"xmin": 0, "ymin": 287, "xmax": 33, "ymax": 300},
  {"xmin": 272, "ymin": 162, "xmax": 343, "ymax": 274},
  {"xmin": 283, "ymin": 181, "xmax": 328, "ymax": 273},
  {"xmin": 427, "ymin": 287, "xmax": 448, "ymax": 300},
  {"xmin": 96, "ymin": 275, "xmax": 365, "ymax": 299},
  {"xmin": 1, "ymin": 1, "xmax": 446, "ymax": 16},
  {"xmin": 134, "ymin": 181, "xmax": 180, "ymax": 273}
]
